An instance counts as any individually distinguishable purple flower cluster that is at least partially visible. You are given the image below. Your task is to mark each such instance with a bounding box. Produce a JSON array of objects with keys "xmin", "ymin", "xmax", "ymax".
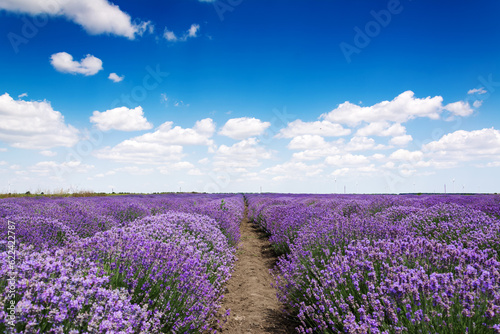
[
  {"xmin": 248, "ymin": 194, "xmax": 500, "ymax": 333},
  {"xmin": 0, "ymin": 194, "xmax": 243, "ymax": 333}
]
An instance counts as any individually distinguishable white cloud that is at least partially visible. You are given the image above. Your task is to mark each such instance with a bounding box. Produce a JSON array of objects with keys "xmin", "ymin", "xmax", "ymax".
[
  {"xmin": 0, "ymin": 0, "xmax": 148, "ymax": 39},
  {"xmin": 163, "ymin": 29, "xmax": 177, "ymax": 41},
  {"xmin": 40, "ymin": 150, "xmax": 57, "ymax": 157},
  {"xmin": 262, "ymin": 161, "xmax": 324, "ymax": 181},
  {"xmin": 164, "ymin": 23, "xmax": 200, "ymax": 42},
  {"xmin": 30, "ymin": 160, "xmax": 94, "ymax": 175},
  {"xmin": 444, "ymin": 101, "xmax": 474, "ymax": 117},
  {"xmin": 95, "ymin": 141, "xmax": 184, "ymax": 164},
  {"xmin": 292, "ymin": 146, "xmax": 343, "ymax": 161},
  {"xmin": 389, "ymin": 134, "xmax": 413, "ymax": 146},
  {"xmin": 473, "ymin": 100, "xmax": 483, "ymax": 108},
  {"xmin": 94, "ymin": 119, "xmax": 215, "ymax": 164},
  {"xmin": 356, "ymin": 122, "xmax": 406, "ymax": 137},
  {"xmin": 422, "ymin": 128, "xmax": 500, "ymax": 162},
  {"xmin": 157, "ymin": 162, "xmax": 195, "ymax": 174},
  {"xmin": 219, "ymin": 117, "xmax": 271, "ymax": 140},
  {"xmin": 0, "ymin": 148, "xmax": 7, "ymax": 152},
  {"xmin": 287, "ymin": 135, "xmax": 344, "ymax": 161},
  {"xmin": 468, "ymin": 87, "xmax": 487, "ymax": 95},
  {"xmin": 214, "ymin": 138, "xmax": 272, "ymax": 170},
  {"xmin": 345, "ymin": 136, "xmax": 385, "ymax": 151},
  {"xmin": 287, "ymin": 135, "xmax": 329, "ymax": 150},
  {"xmin": 108, "ymin": 73, "xmax": 124, "ymax": 83},
  {"xmin": 90, "ymin": 106, "xmax": 153, "ymax": 131},
  {"xmin": 0, "ymin": 93, "xmax": 79, "ymax": 149},
  {"xmin": 321, "ymin": 91, "xmax": 446, "ymax": 126},
  {"xmin": 277, "ymin": 120, "xmax": 351, "ymax": 138},
  {"xmin": 187, "ymin": 24, "xmax": 200, "ymax": 38},
  {"xmin": 389, "ymin": 149, "xmax": 423, "ymax": 162},
  {"xmin": 325, "ymin": 153, "xmax": 370, "ymax": 167},
  {"xmin": 18, "ymin": 93, "xmax": 28, "ymax": 98},
  {"xmin": 371, "ymin": 153, "xmax": 385, "ymax": 160},
  {"xmin": 50, "ymin": 52, "xmax": 103, "ymax": 76}
]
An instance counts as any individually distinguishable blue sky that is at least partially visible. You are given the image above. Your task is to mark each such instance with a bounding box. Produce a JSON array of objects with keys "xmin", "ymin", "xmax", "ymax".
[{"xmin": 1, "ymin": 0, "xmax": 500, "ymax": 194}]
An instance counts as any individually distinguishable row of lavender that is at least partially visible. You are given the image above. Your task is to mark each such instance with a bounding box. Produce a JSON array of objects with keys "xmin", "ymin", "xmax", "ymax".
[
  {"xmin": 247, "ymin": 194, "xmax": 500, "ymax": 333},
  {"xmin": 0, "ymin": 194, "xmax": 244, "ymax": 333}
]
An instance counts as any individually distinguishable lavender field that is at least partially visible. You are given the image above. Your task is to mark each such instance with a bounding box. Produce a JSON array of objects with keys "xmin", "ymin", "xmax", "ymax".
[
  {"xmin": 1, "ymin": 193, "xmax": 500, "ymax": 333},
  {"xmin": 248, "ymin": 194, "xmax": 500, "ymax": 333},
  {"xmin": 1, "ymin": 194, "xmax": 244, "ymax": 333}
]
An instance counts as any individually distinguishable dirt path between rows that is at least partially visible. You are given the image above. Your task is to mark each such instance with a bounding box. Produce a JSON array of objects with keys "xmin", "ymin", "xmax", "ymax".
[{"xmin": 217, "ymin": 203, "xmax": 298, "ymax": 333}]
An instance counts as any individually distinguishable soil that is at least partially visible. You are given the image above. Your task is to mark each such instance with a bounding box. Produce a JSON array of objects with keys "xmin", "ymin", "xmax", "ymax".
[{"xmin": 216, "ymin": 204, "xmax": 299, "ymax": 334}]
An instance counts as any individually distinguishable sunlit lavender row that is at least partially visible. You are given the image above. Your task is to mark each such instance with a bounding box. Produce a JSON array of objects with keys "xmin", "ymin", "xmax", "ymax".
[
  {"xmin": 0, "ymin": 194, "xmax": 244, "ymax": 333},
  {"xmin": 248, "ymin": 194, "xmax": 500, "ymax": 333}
]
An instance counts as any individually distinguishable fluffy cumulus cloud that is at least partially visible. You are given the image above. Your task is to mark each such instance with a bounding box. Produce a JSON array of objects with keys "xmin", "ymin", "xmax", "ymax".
[
  {"xmin": 444, "ymin": 101, "xmax": 474, "ymax": 117},
  {"xmin": 325, "ymin": 153, "xmax": 370, "ymax": 167},
  {"xmin": 157, "ymin": 161, "xmax": 197, "ymax": 175},
  {"xmin": 287, "ymin": 135, "xmax": 329, "ymax": 150},
  {"xmin": 30, "ymin": 160, "xmax": 94, "ymax": 175},
  {"xmin": 108, "ymin": 73, "xmax": 124, "ymax": 82},
  {"xmin": 187, "ymin": 24, "xmax": 200, "ymax": 38},
  {"xmin": 422, "ymin": 128, "xmax": 500, "ymax": 162},
  {"xmin": 262, "ymin": 161, "xmax": 324, "ymax": 181},
  {"xmin": 0, "ymin": 93, "xmax": 79, "ymax": 149},
  {"xmin": 389, "ymin": 149, "xmax": 424, "ymax": 162},
  {"xmin": 321, "ymin": 91, "xmax": 445, "ymax": 126},
  {"xmin": 94, "ymin": 119, "xmax": 215, "ymax": 164},
  {"xmin": 356, "ymin": 122, "xmax": 406, "ymax": 137},
  {"xmin": 219, "ymin": 117, "xmax": 271, "ymax": 140},
  {"xmin": 277, "ymin": 120, "xmax": 351, "ymax": 138},
  {"xmin": 90, "ymin": 106, "xmax": 153, "ymax": 131},
  {"xmin": 50, "ymin": 52, "xmax": 103, "ymax": 76},
  {"xmin": 0, "ymin": 0, "xmax": 149, "ymax": 39},
  {"xmin": 345, "ymin": 136, "xmax": 385, "ymax": 151},
  {"xmin": 164, "ymin": 24, "xmax": 200, "ymax": 42},
  {"xmin": 214, "ymin": 138, "xmax": 272, "ymax": 170},
  {"xmin": 389, "ymin": 134, "xmax": 413, "ymax": 146}
]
